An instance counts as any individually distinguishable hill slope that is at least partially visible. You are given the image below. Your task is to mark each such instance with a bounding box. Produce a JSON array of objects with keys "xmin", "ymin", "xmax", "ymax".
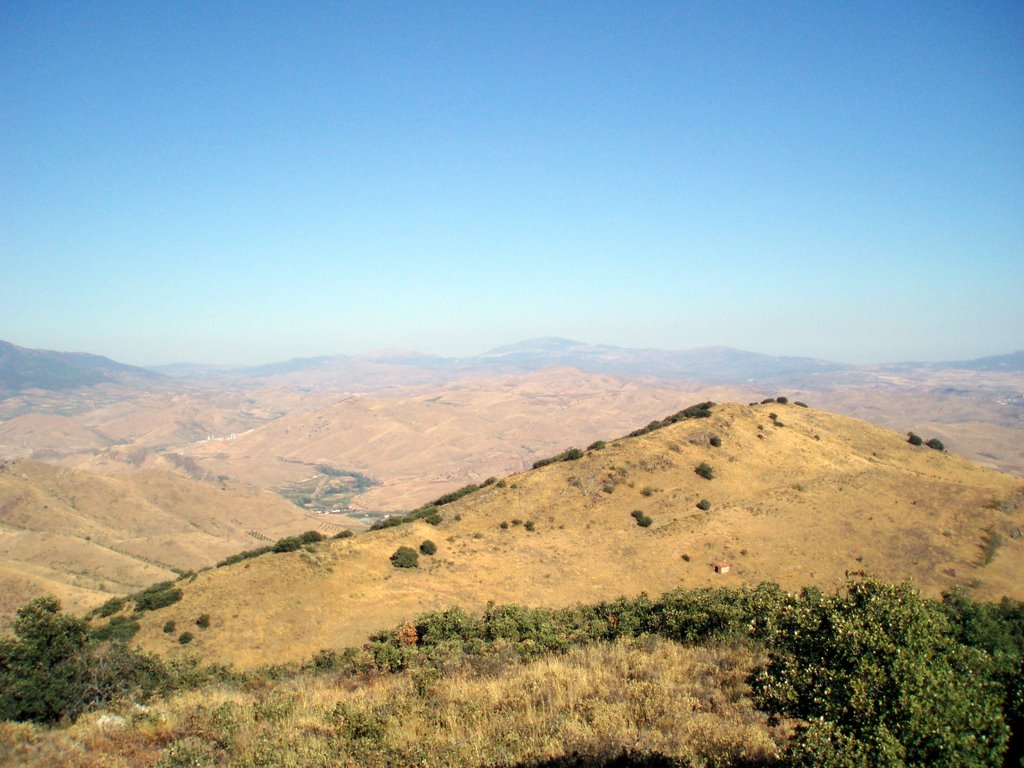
[
  {"xmin": 0, "ymin": 460, "xmax": 319, "ymax": 627},
  {"xmin": 123, "ymin": 401, "xmax": 1024, "ymax": 669}
]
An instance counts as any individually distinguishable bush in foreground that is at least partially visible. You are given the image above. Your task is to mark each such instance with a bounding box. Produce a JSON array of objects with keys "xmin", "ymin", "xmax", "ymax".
[{"xmin": 749, "ymin": 579, "xmax": 1009, "ymax": 767}]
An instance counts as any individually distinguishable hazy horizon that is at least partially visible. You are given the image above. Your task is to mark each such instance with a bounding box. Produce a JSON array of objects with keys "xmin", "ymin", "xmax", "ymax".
[{"xmin": 2, "ymin": 3, "xmax": 1021, "ymax": 367}]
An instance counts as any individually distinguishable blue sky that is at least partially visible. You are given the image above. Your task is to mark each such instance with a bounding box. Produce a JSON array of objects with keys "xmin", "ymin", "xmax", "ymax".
[{"xmin": 1, "ymin": 2, "xmax": 1021, "ymax": 365}]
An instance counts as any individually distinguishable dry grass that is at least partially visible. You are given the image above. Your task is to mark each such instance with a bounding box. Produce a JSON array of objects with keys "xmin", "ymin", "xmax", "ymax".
[
  {"xmin": 127, "ymin": 402, "xmax": 1024, "ymax": 669},
  {"xmin": 0, "ymin": 638, "xmax": 781, "ymax": 768},
  {"xmin": 0, "ymin": 460, "xmax": 313, "ymax": 628}
]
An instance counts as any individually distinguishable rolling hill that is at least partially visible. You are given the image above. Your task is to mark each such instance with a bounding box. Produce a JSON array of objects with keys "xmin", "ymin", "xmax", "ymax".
[
  {"xmin": 112, "ymin": 400, "xmax": 1023, "ymax": 670},
  {"xmin": 0, "ymin": 460, "xmax": 320, "ymax": 628}
]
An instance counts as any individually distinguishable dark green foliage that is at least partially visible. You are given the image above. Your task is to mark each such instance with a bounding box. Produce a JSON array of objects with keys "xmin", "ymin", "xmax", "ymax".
[
  {"xmin": 390, "ymin": 546, "xmax": 419, "ymax": 569},
  {"xmin": 163, "ymin": 620, "xmax": 176, "ymax": 634},
  {"xmin": 709, "ymin": 435, "xmax": 721, "ymax": 447},
  {"xmin": 500, "ymin": 521, "xmax": 509, "ymax": 529},
  {"xmin": 273, "ymin": 530, "xmax": 325, "ymax": 553},
  {"xmin": 216, "ymin": 545, "xmax": 273, "ymax": 567},
  {"xmin": 196, "ymin": 613, "xmax": 210, "ymax": 629},
  {"xmin": 926, "ymin": 438, "xmax": 945, "ymax": 451},
  {"xmin": 96, "ymin": 597, "xmax": 126, "ymax": 618},
  {"xmin": 696, "ymin": 499, "xmax": 711, "ymax": 511},
  {"xmin": 907, "ymin": 432, "xmax": 923, "ymax": 446},
  {"xmin": 794, "ymin": 401, "xmax": 809, "ymax": 408},
  {"xmin": 419, "ymin": 540, "xmax": 437, "ymax": 555},
  {"xmin": 178, "ymin": 631, "xmax": 194, "ymax": 645},
  {"xmin": 368, "ymin": 504, "xmax": 444, "ymax": 532},
  {"xmin": 532, "ymin": 447, "xmax": 585, "ymax": 469},
  {"xmin": 587, "ymin": 440, "xmax": 607, "ymax": 451},
  {"xmin": 694, "ymin": 462, "xmax": 714, "ymax": 480},
  {"xmin": 749, "ymin": 579, "xmax": 1009, "ymax": 767},
  {"xmin": 511, "ymin": 518, "xmax": 523, "ymax": 526},
  {"xmin": 631, "ymin": 510, "xmax": 653, "ymax": 528},
  {"xmin": 133, "ymin": 581, "xmax": 183, "ymax": 613},
  {"xmin": 481, "ymin": 476, "xmax": 497, "ymax": 487},
  {"xmin": 626, "ymin": 402, "xmax": 715, "ymax": 438},
  {"xmin": 776, "ymin": 396, "xmax": 789, "ymax": 404},
  {"xmin": 0, "ymin": 597, "xmax": 165, "ymax": 724},
  {"xmin": 430, "ymin": 484, "xmax": 480, "ymax": 507},
  {"xmin": 334, "ymin": 529, "xmax": 354, "ymax": 539},
  {"xmin": 90, "ymin": 615, "xmax": 140, "ymax": 642},
  {"xmin": 496, "ymin": 479, "xmax": 507, "ymax": 488},
  {"xmin": 761, "ymin": 398, "xmax": 775, "ymax": 404},
  {"xmin": 524, "ymin": 520, "xmax": 536, "ymax": 532}
]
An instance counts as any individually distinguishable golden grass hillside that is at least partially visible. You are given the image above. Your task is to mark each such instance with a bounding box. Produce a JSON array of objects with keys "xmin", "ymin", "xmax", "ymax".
[
  {"xmin": 0, "ymin": 638, "xmax": 778, "ymax": 768},
  {"xmin": 0, "ymin": 460, "xmax": 317, "ymax": 627},
  {"xmin": 124, "ymin": 401, "xmax": 1024, "ymax": 670}
]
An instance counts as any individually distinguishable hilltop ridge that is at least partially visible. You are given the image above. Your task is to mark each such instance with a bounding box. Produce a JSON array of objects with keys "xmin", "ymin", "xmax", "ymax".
[{"xmin": 113, "ymin": 400, "xmax": 1023, "ymax": 669}]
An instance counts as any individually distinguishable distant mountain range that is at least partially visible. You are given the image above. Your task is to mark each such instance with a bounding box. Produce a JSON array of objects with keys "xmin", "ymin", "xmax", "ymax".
[
  {"xmin": 0, "ymin": 340, "xmax": 161, "ymax": 394},
  {"xmin": 2, "ymin": 338, "xmax": 1022, "ymax": 394}
]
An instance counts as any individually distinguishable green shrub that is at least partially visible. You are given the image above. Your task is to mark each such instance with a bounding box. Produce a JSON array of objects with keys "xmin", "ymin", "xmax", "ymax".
[
  {"xmin": 749, "ymin": 579, "xmax": 1009, "ymax": 767},
  {"xmin": 532, "ymin": 447, "xmax": 585, "ymax": 469},
  {"xmin": 695, "ymin": 462, "xmax": 715, "ymax": 480},
  {"xmin": 626, "ymin": 402, "xmax": 714, "ymax": 438},
  {"xmin": 926, "ymin": 438, "xmax": 945, "ymax": 451},
  {"xmin": 908, "ymin": 432, "xmax": 923, "ymax": 446},
  {"xmin": 499, "ymin": 521, "xmax": 509, "ymax": 529},
  {"xmin": 630, "ymin": 510, "xmax": 653, "ymax": 528},
  {"xmin": 178, "ymin": 631, "xmax": 194, "ymax": 645},
  {"xmin": 90, "ymin": 614, "xmax": 140, "ymax": 643},
  {"xmin": 511, "ymin": 518, "xmax": 522, "ymax": 526},
  {"xmin": 196, "ymin": 614, "xmax": 210, "ymax": 630},
  {"xmin": 587, "ymin": 440, "xmax": 606, "ymax": 451},
  {"xmin": 431, "ymin": 484, "xmax": 479, "ymax": 507},
  {"xmin": 163, "ymin": 620, "xmax": 176, "ymax": 634},
  {"xmin": 390, "ymin": 546, "xmax": 419, "ymax": 569},
  {"xmin": 776, "ymin": 396, "xmax": 789, "ymax": 404},
  {"xmin": 419, "ymin": 540, "xmax": 437, "ymax": 556},
  {"xmin": 334, "ymin": 529, "xmax": 354, "ymax": 539},
  {"xmin": 496, "ymin": 479, "xmax": 507, "ymax": 488},
  {"xmin": 709, "ymin": 435, "xmax": 722, "ymax": 447},
  {"xmin": 794, "ymin": 401, "xmax": 808, "ymax": 408},
  {"xmin": 697, "ymin": 499, "xmax": 712, "ymax": 511},
  {"xmin": 96, "ymin": 597, "xmax": 126, "ymax": 618},
  {"xmin": 133, "ymin": 582, "xmax": 183, "ymax": 613},
  {"xmin": 425, "ymin": 512, "xmax": 442, "ymax": 525},
  {"xmin": 640, "ymin": 485, "xmax": 656, "ymax": 497},
  {"xmin": 524, "ymin": 520, "xmax": 535, "ymax": 532},
  {"xmin": 0, "ymin": 597, "xmax": 165, "ymax": 724}
]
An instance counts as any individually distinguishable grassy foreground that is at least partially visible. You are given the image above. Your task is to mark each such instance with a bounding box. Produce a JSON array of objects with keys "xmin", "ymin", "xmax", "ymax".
[{"xmin": 0, "ymin": 638, "xmax": 778, "ymax": 768}]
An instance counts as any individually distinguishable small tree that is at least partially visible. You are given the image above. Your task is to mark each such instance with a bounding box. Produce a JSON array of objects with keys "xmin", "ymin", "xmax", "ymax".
[
  {"xmin": 697, "ymin": 499, "xmax": 712, "ymax": 511},
  {"xmin": 926, "ymin": 438, "xmax": 945, "ymax": 451},
  {"xmin": 695, "ymin": 462, "xmax": 715, "ymax": 480},
  {"xmin": 907, "ymin": 432, "xmax": 923, "ymax": 446},
  {"xmin": 195, "ymin": 614, "xmax": 210, "ymax": 630},
  {"xmin": 391, "ymin": 546, "xmax": 419, "ymax": 568},
  {"xmin": 419, "ymin": 540, "xmax": 437, "ymax": 556},
  {"xmin": 163, "ymin": 620, "xmax": 176, "ymax": 634}
]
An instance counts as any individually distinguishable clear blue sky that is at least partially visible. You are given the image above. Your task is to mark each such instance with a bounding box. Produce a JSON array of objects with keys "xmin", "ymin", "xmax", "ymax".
[{"xmin": 2, "ymin": 1, "xmax": 1021, "ymax": 365}]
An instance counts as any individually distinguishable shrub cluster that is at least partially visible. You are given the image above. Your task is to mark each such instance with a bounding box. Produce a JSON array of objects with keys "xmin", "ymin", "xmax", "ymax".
[
  {"xmin": 217, "ymin": 530, "xmax": 326, "ymax": 567},
  {"xmin": 630, "ymin": 510, "xmax": 653, "ymax": 528},
  {"xmin": 133, "ymin": 581, "xmax": 183, "ymax": 613},
  {"xmin": 369, "ymin": 480, "xmax": 486, "ymax": 532},
  {"xmin": 694, "ymin": 462, "xmax": 715, "ymax": 480},
  {"xmin": 532, "ymin": 447, "xmax": 585, "ymax": 470},
  {"xmin": 390, "ymin": 546, "xmax": 419, "ymax": 569},
  {"xmin": 626, "ymin": 402, "xmax": 715, "ymax": 438},
  {"xmin": 0, "ymin": 597, "xmax": 166, "ymax": 724}
]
